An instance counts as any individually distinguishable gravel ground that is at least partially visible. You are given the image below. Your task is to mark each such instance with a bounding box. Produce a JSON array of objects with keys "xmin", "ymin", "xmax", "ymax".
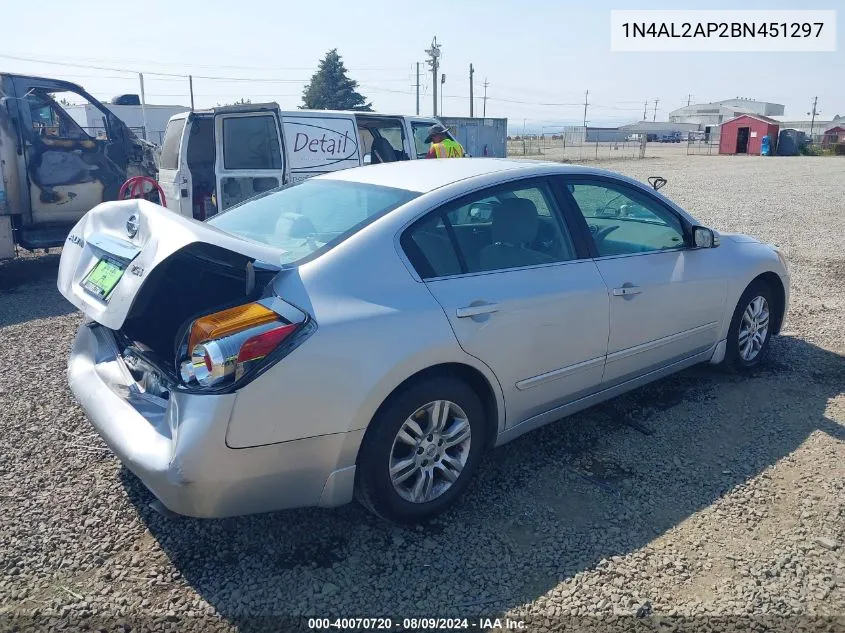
[{"xmin": 1, "ymin": 155, "xmax": 843, "ymax": 632}]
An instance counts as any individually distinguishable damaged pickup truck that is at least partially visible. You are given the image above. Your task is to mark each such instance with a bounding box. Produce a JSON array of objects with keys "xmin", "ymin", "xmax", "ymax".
[{"xmin": 0, "ymin": 73, "xmax": 157, "ymax": 259}]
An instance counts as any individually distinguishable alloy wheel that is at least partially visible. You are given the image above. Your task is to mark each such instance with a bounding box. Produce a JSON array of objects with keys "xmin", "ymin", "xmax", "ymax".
[
  {"xmin": 738, "ymin": 295, "xmax": 770, "ymax": 361},
  {"xmin": 388, "ymin": 400, "xmax": 472, "ymax": 504}
]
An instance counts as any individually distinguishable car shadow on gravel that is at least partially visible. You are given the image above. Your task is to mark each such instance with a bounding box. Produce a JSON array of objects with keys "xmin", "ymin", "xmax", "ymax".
[
  {"xmin": 0, "ymin": 253, "xmax": 76, "ymax": 327},
  {"xmin": 124, "ymin": 334, "xmax": 845, "ymax": 625}
]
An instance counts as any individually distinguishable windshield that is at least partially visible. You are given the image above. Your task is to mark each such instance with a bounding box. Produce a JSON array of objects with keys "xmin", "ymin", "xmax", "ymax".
[{"xmin": 208, "ymin": 179, "xmax": 419, "ymax": 265}]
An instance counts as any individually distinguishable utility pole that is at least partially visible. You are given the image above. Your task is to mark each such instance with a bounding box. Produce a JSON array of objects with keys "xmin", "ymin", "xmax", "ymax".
[
  {"xmin": 188, "ymin": 75, "xmax": 195, "ymax": 111},
  {"xmin": 808, "ymin": 96, "xmax": 819, "ymax": 138},
  {"xmin": 653, "ymin": 98, "xmax": 659, "ymax": 122},
  {"xmin": 686, "ymin": 94, "xmax": 693, "ymax": 106},
  {"xmin": 440, "ymin": 73, "xmax": 445, "ymax": 116},
  {"xmin": 582, "ymin": 90, "xmax": 589, "ymax": 128},
  {"xmin": 138, "ymin": 73, "xmax": 148, "ymax": 140},
  {"xmin": 415, "ymin": 63, "xmax": 420, "ymax": 115},
  {"xmin": 482, "ymin": 79, "xmax": 489, "ymax": 117},
  {"xmin": 469, "ymin": 64, "xmax": 474, "ymax": 117},
  {"xmin": 425, "ymin": 37, "xmax": 441, "ymax": 117},
  {"xmin": 643, "ymin": 101, "xmax": 648, "ymax": 120}
]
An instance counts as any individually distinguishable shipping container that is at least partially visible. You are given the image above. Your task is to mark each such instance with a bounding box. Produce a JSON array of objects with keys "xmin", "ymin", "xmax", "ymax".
[{"xmin": 440, "ymin": 117, "xmax": 507, "ymax": 157}]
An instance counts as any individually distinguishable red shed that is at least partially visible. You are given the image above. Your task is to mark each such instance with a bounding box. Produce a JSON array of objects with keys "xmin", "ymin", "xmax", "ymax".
[
  {"xmin": 822, "ymin": 126, "xmax": 845, "ymax": 147},
  {"xmin": 719, "ymin": 114, "xmax": 780, "ymax": 156}
]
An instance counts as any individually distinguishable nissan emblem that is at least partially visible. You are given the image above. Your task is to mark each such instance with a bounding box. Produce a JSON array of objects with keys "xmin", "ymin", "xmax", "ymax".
[{"xmin": 126, "ymin": 213, "xmax": 140, "ymax": 238}]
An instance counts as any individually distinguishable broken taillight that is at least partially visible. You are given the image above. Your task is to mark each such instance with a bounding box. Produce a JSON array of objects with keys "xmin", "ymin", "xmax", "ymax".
[{"xmin": 179, "ymin": 302, "xmax": 301, "ymax": 389}]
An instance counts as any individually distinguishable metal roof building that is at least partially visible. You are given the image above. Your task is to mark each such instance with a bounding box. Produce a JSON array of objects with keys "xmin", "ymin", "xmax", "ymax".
[{"xmin": 669, "ymin": 99, "xmax": 785, "ymax": 127}]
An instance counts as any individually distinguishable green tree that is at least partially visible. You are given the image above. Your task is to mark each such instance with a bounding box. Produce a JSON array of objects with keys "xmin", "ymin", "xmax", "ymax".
[{"xmin": 301, "ymin": 49, "xmax": 372, "ymax": 111}]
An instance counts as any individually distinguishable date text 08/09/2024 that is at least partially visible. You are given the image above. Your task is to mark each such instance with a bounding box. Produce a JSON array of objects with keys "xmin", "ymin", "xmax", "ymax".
[{"xmin": 307, "ymin": 617, "xmax": 526, "ymax": 630}]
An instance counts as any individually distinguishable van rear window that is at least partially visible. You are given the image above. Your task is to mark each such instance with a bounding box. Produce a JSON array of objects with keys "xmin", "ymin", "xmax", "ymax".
[
  {"xmin": 160, "ymin": 118, "xmax": 186, "ymax": 170},
  {"xmin": 222, "ymin": 116, "xmax": 283, "ymax": 170}
]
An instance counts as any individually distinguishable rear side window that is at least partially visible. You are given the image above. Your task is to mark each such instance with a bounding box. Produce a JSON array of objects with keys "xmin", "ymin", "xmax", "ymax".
[
  {"xmin": 402, "ymin": 181, "xmax": 577, "ymax": 279},
  {"xmin": 160, "ymin": 118, "xmax": 186, "ymax": 170},
  {"xmin": 402, "ymin": 214, "xmax": 462, "ymax": 279},
  {"xmin": 222, "ymin": 116, "xmax": 282, "ymax": 170}
]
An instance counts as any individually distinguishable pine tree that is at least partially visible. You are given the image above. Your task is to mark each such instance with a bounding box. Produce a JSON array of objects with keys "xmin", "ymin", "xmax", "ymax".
[{"xmin": 301, "ymin": 49, "xmax": 372, "ymax": 111}]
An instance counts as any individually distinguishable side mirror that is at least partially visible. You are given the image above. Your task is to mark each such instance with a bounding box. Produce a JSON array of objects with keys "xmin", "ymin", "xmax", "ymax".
[{"xmin": 693, "ymin": 226, "xmax": 719, "ymax": 248}]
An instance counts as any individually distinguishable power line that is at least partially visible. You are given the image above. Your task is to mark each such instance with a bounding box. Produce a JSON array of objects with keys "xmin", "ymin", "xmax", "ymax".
[
  {"xmin": 3, "ymin": 51, "xmax": 667, "ymax": 118},
  {"xmin": 0, "ymin": 53, "xmax": 409, "ymax": 84},
  {"xmin": 0, "ymin": 52, "xmax": 405, "ymax": 73}
]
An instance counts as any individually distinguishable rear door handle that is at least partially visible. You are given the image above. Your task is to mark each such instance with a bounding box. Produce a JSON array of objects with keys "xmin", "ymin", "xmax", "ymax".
[
  {"xmin": 612, "ymin": 286, "xmax": 642, "ymax": 297},
  {"xmin": 456, "ymin": 303, "xmax": 499, "ymax": 318}
]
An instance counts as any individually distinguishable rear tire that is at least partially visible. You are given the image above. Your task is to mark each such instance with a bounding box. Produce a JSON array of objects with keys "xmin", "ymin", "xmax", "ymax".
[
  {"xmin": 724, "ymin": 280, "xmax": 774, "ymax": 373},
  {"xmin": 355, "ymin": 377, "xmax": 486, "ymax": 524}
]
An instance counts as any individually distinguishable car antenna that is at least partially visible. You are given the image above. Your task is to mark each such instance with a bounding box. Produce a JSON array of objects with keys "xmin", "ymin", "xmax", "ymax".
[{"xmin": 648, "ymin": 176, "xmax": 667, "ymax": 191}]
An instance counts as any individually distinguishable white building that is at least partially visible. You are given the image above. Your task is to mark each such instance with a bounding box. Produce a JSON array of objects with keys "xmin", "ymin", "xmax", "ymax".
[
  {"xmin": 770, "ymin": 115, "xmax": 844, "ymax": 140},
  {"xmin": 669, "ymin": 99, "xmax": 785, "ymax": 127},
  {"xmin": 65, "ymin": 103, "xmax": 190, "ymax": 146}
]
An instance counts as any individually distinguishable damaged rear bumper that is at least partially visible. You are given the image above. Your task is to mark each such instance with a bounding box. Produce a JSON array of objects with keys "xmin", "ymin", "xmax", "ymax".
[{"xmin": 67, "ymin": 323, "xmax": 362, "ymax": 518}]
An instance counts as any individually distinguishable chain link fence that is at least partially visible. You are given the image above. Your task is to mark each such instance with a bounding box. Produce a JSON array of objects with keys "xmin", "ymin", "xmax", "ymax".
[
  {"xmin": 507, "ymin": 126, "xmax": 647, "ymax": 162},
  {"xmin": 686, "ymin": 132, "xmax": 721, "ymax": 155}
]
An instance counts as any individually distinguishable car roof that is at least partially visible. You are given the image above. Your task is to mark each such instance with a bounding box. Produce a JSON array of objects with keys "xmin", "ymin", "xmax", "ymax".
[{"xmin": 316, "ymin": 158, "xmax": 612, "ymax": 193}]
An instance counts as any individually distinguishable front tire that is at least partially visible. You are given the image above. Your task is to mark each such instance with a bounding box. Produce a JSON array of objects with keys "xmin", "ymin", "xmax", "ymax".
[
  {"xmin": 355, "ymin": 377, "xmax": 486, "ymax": 524},
  {"xmin": 724, "ymin": 280, "xmax": 774, "ymax": 372}
]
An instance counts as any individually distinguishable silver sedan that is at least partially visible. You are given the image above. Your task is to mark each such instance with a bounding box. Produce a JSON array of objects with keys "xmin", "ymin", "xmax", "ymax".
[{"xmin": 57, "ymin": 159, "xmax": 790, "ymax": 523}]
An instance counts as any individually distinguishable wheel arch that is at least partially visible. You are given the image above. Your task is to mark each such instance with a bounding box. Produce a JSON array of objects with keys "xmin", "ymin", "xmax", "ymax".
[
  {"xmin": 355, "ymin": 362, "xmax": 502, "ymax": 468},
  {"xmin": 751, "ymin": 271, "xmax": 786, "ymax": 334}
]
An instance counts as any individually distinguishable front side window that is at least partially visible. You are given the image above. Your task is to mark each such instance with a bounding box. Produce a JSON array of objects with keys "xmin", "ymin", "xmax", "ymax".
[
  {"xmin": 411, "ymin": 121, "xmax": 455, "ymax": 159},
  {"xmin": 402, "ymin": 181, "xmax": 577, "ymax": 279},
  {"xmin": 411, "ymin": 123, "xmax": 433, "ymax": 159},
  {"xmin": 209, "ymin": 179, "xmax": 418, "ymax": 265},
  {"xmin": 222, "ymin": 116, "xmax": 282, "ymax": 170},
  {"xmin": 565, "ymin": 180, "xmax": 685, "ymax": 257},
  {"xmin": 25, "ymin": 91, "xmax": 89, "ymax": 140}
]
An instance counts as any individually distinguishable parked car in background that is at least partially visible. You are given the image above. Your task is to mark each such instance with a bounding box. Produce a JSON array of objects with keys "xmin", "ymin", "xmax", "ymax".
[
  {"xmin": 658, "ymin": 132, "xmax": 682, "ymax": 143},
  {"xmin": 57, "ymin": 159, "xmax": 790, "ymax": 523}
]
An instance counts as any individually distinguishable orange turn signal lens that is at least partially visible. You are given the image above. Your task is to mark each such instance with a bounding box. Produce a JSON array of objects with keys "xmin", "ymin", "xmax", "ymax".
[{"xmin": 187, "ymin": 303, "xmax": 279, "ymax": 353}]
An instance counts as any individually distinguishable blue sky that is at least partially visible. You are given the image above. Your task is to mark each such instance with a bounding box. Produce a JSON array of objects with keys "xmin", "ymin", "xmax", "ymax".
[{"xmin": 1, "ymin": 0, "xmax": 841, "ymax": 128}]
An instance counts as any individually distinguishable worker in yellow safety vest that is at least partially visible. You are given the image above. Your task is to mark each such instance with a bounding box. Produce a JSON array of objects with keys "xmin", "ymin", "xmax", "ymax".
[{"xmin": 425, "ymin": 123, "xmax": 465, "ymax": 158}]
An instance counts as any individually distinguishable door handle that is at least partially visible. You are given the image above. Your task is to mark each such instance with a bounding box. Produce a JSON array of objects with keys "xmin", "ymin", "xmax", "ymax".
[
  {"xmin": 612, "ymin": 286, "xmax": 642, "ymax": 297},
  {"xmin": 456, "ymin": 302, "xmax": 499, "ymax": 318}
]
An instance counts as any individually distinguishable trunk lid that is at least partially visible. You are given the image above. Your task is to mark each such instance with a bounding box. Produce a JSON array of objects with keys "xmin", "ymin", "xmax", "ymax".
[{"xmin": 57, "ymin": 199, "xmax": 287, "ymax": 330}]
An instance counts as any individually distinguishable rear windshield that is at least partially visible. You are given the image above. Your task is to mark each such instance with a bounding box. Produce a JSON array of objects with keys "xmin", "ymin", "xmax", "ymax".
[{"xmin": 208, "ymin": 179, "xmax": 419, "ymax": 265}]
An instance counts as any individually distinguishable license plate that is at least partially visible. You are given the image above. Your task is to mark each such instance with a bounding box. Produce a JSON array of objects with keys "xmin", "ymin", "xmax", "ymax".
[{"xmin": 81, "ymin": 257, "xmax": 126, "ymax": 300}]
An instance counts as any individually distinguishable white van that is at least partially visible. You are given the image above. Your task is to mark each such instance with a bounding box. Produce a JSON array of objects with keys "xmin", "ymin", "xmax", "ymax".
[{"xmin": 157, "ymin": 105, "xmax": 449, "ymax": 219}]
